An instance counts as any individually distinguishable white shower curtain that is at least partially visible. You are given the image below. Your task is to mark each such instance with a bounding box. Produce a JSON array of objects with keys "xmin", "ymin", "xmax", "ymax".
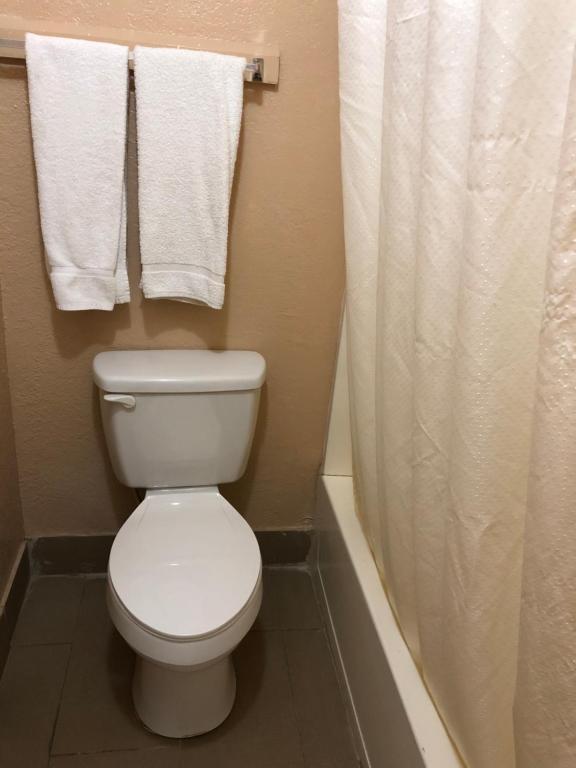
[{"xmin": 339, "ymin": 2, "xmax": 576, "ymax": 766}]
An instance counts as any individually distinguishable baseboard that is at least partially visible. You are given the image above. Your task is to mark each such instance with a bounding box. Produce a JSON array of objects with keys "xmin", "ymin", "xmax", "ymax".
[
  {"xmin": 0, "ymin": 544, "xmax": 30, "ymax": 678},
  {"xmin": 28, "ymin": 530, "xmax": 313, "ymax": 575},
  {"xmin": 29, "ymin": 535, "xmax": 114, "ymax": 576},
  {"xmin": 255, "ymin": 530, "xmax": 313, "ymax": 565}
]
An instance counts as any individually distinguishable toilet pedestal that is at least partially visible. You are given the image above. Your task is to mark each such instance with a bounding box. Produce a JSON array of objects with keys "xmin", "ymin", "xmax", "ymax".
[
  {"xmin": 132, "ymin": 655, "xmax": 237, "ymax": 738},
  {"xmin": 95, "ymin": 350, "xmax": 266, "ymax": 738}
]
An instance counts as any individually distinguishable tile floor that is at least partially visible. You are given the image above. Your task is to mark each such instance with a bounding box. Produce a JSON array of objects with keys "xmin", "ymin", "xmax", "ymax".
[{"xmin": 0, "ymin": 566, "xmax": 360, "ymax": 768}]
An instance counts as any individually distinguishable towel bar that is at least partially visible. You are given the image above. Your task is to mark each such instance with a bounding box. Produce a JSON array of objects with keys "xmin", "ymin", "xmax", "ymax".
[{"xmin": 0, "ymin": 30, "xmax": 280, "ymax": 84}]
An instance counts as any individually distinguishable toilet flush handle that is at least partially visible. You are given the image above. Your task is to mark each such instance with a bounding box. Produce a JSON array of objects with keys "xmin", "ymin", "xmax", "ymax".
[{"xmin": 103, "ymin": 394, "xmax": 136, "ymax": 409}]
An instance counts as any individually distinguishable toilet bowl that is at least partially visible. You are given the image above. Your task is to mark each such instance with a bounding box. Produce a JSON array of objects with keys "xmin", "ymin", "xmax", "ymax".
[
  {"xmin": 107, "ymin": 487, "xmax": 262, "ymax": 738},
  {"xmin": 93, "ymin": 349, "xmax": 266, "ymax": 738}
]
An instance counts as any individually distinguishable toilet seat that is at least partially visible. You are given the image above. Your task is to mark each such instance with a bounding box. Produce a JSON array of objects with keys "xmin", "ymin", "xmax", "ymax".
[{"xmin": 108, "ymin": 487, "xmax": 261, "ymax": 641}]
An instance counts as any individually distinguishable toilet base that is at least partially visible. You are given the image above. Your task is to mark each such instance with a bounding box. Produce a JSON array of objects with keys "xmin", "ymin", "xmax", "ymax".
[{"xmin": 132, "ymin": 654, "xmax": 237, "ymax": 738}]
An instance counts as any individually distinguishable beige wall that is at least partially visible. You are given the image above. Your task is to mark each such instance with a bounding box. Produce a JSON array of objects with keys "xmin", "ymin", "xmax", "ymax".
[
  {"xmin": 0, "ymin": 287, "xmax": 24, "ymax": 600},
  {"xmin": 0, "ymin": 1, "xmax": 344, "ymax": 536}
]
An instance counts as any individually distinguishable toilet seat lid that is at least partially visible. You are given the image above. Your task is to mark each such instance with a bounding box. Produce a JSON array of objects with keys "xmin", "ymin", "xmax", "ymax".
[{"xmin": 109, "ymin": 489, "xmax": 261, "ymax": 640}]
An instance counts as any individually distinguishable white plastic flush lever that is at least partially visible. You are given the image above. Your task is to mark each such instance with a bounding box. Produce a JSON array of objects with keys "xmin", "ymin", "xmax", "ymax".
[{"xmin": 103, "ymin": 394, "xmax": 136, "ymax": 409}]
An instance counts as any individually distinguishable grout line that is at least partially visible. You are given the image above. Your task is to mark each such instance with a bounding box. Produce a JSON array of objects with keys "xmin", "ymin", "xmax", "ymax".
[
  {"xmin": 279, "ymin": 629, "xmax": 309, "ymax": 768},
  {"xmin": 10, "ymin": 640, "xmax": 75, "ymax": 648},
  {"xmin": 47, "ymin": 579, "xmax": 87, "ymax": 759},
  {"xmin": 50, "ymin": 744, "xmax": 178, "ymax": 757},
  {"xmin": 254, "ymin": 626, "xmax": 323, "ymax": 633},
  {"xmin": 46, "ymin": 642, "xmax": 73, "ymax": 759},
  {"xmin": 262, "ymin": 563, "xmax": 312, "ymax": 572}
]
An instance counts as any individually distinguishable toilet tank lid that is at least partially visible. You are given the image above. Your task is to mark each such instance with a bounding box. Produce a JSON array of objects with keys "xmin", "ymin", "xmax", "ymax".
[{"xmin": 93, "ymin": 350, "xmax": 266, "ymax": 393}]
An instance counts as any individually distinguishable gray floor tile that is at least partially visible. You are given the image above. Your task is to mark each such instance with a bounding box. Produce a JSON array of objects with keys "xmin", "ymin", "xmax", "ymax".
[
  {"xmin": 255, "ymin": 567, "xmax": 321, "ymax": 631},
  {"xmin": 0, "ymin": 643, "xmax": 70, "ymax": 768},
  {"xmin": 180, "ymin": 630, "xmax": 305, "ymax": 768},
  {"xmin": 12, "ymin": 577, "xmax": 84, "ymax": 646},
  {"xmin": 49, "ymin": 746, "xmax": 180, "ymax": 767},
  {"xmin": 284, "ymin": 629, "xmax": 359, "ymax": 768},
  {"xmin": 0, "ymin": 566, "xmax": 357, "ymax": 768},
  {"xmin": 51, "ymin": 579, "xmax": 167, "ymax": 755}
]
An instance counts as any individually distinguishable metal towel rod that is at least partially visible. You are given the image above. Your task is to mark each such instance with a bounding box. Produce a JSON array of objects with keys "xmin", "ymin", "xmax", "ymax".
[{"xmin": 0, "ymin": 31, "xmax": 280, "ymax": 84}]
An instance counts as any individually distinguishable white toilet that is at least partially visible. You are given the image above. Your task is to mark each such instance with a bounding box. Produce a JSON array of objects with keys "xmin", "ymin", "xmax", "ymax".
[{"xmin": 92, "ymin": 349, "xmax": 266, "ymax": 739}]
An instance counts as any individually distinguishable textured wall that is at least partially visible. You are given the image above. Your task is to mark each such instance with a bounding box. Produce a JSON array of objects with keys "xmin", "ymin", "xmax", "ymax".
[
  {"xmin": 0, "ymin": 287, "xmax": 24, "ymax": 600},
  {"xmin": 0, "ymin": 1, "xmax": 344, "ymax": 536}
]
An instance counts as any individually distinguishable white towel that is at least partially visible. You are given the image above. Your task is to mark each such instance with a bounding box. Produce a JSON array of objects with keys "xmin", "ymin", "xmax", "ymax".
[
  {"xmin": 26, "ymin": 33, "xmax": 130, "ymax": 311},
  {"xmin": 134, "ymin": 46, "xmax": 245, "ymax": 309}
]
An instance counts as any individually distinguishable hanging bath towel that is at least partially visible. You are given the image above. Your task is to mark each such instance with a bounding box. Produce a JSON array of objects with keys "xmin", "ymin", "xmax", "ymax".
[
  {"xmin": 134, "ymin": 46, "xmax": 245, "ymax": 309},
  {"xmin": 26, "ymin": 33, "xmax": 130, "ymax": 310}
]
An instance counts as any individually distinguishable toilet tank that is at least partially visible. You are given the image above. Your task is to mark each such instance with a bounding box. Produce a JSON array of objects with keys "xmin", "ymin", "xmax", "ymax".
[{"xmin": 93, "ymin": 350, "xmax": 266, "ymax": 489}]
